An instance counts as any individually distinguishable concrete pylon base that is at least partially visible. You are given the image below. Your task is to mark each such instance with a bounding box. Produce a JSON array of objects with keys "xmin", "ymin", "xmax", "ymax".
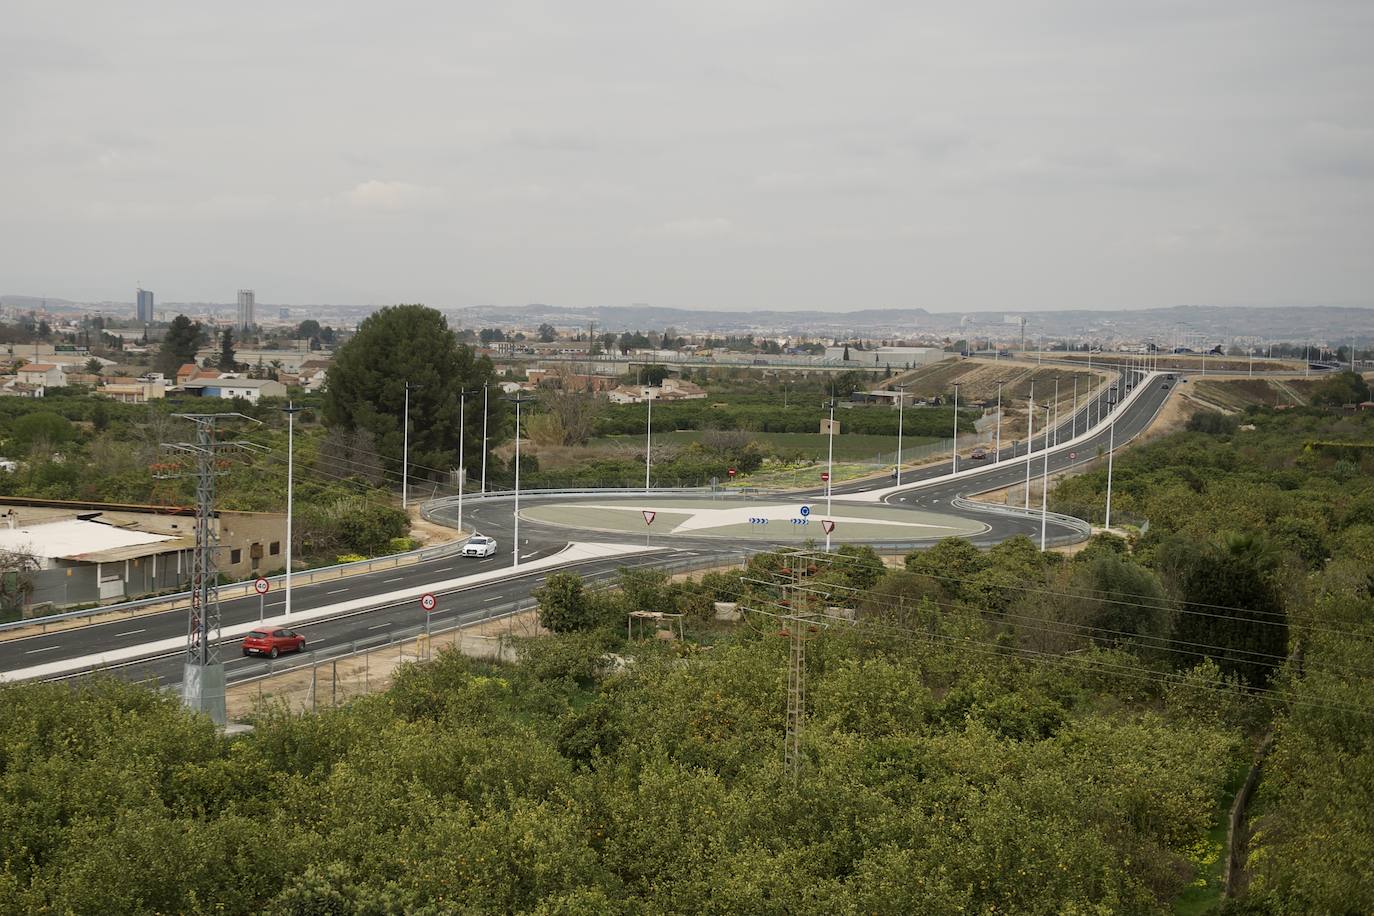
[{"xmin": 182, "ymin": 662, "xmax": 227, "ymax": 726}]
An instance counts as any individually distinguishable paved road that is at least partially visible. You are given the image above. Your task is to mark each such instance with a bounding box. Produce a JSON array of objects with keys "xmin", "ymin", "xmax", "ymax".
[{"xmin": 2, "ymin": 364, "xmax": 1171, "ymax": 688}]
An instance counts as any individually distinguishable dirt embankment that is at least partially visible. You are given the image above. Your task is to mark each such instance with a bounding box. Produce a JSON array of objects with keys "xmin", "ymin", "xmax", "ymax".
[{"xmin": 879, "ymin": 358, "xmax": 1111, "ymax": 442}]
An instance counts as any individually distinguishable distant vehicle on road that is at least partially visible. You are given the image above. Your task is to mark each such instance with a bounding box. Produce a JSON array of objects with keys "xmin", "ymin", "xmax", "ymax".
[
  {"xmin": 970, "ymin": 447, "xmax": 988, "ymax": 460},
  {"xmin": 1161, "ymin": 383, "xmax": 1171, "ymax": 389},
  {"xmin": 462, "ymin": 535, "xmax": 498, "ymax": 558},
  {"xmin": 242, "ymin": 628, "xmax": 305, "ymax": 658}
]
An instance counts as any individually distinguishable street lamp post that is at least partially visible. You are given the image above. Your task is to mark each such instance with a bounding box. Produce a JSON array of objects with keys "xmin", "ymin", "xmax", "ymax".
[
  {"xmin": 1071, "ymin": 376, "xmax": 1078, "ymax": 439},
  {"xmin": 644, "ymin": 385, "xmax": 653, "ymax": 492},
  {"xmin": 951, "ymin": 382, "xmax": 959, "ymax": 474},
  {"xmin": 281, "ymin": 402, "xmax": 303, "ymax": 617},
  {"xmin": 402, "ymin": 382, "xmax": 412, "ymax": 509},
  {"xmin": 506, "ymin": 394, "xmax": 533, "ymax": 568},
  {"xmin": 1105, "ymin": 386, "xmax": 1118, "ymax": 530},
  {"xmin": 1040, "ymin": 402, "xmax": 1052, "ymax": 549},
  {"xmin": 1024, "ymin": 380, "xmax": 1035, "ymax": 510},
  {"xmin": 824, "ymin": 397, "xmax": 836, "ymax": 551},
  {"xmin": 480, "ymin": 385, "xmax": 489, "ymax": 495},
  {"xmin": 457, "ymin": 391, "xmax": 467, "ymax": 532},
  {"xmin": 895, "ymin": 384, "xmax": 906, "ymax": 485},
  {"xmin": 994, "ymin": 379, "xmax": 1004, "ymax": 462},
  {"xmin": 1051, "ymin": 375, "xmax": 1060, "ymax": 447}
]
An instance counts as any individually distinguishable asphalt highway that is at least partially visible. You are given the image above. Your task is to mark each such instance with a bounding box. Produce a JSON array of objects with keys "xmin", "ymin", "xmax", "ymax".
[{"xmin": 3, "ymin": 363, "xmax": 1173, "ymax": 688}]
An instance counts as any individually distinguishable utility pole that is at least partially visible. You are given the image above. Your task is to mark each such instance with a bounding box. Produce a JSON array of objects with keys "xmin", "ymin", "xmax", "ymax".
[
  {"xmin": 159, "ymin": 413, "xmax": 263, "ymax": 725},
  {"xmin": 783, "ymin": 552, "xmax": 813, "ymax": 786}
]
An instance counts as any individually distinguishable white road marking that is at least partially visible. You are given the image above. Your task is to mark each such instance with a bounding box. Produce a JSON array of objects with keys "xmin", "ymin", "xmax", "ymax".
[
  {"xmin": 383, "ymin": 576, "xmax": 407, "ymax": 583},
  {"xmin": 25, "ymin": 645, "xmax": 60, "ymax": 654},
  {"xmin": 325, "ymin": 587, "xmax": 349, "ymax": 595},
  {"xmin": 115, "ymin": 629, "xmax": 146, "ymax": 637},
  {"xmin": 0, "ymin": 541, "xmax": 649, "ymax": 684},
  {"xmin": 367, "ymin": 623, "xmax": 390, "ymax": 630},
  {"xmin": 483, "ymin": 595, "xmax": 502, "ymax": 602}
]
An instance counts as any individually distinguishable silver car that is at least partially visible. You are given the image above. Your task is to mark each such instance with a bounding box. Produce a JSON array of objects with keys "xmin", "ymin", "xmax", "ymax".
[{"xmin": 462, "ymin": 534, "xmax": 497, "ymax": 558}]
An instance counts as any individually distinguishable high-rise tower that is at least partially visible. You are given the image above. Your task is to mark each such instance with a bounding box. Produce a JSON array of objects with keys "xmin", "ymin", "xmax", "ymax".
[
  {"xmin": 136, "ymin": 287, "xmax": 155, "ymax": 323},
  {"xmin": 236, "ymin": 289, "xmax": 255, "ymax": 331}
]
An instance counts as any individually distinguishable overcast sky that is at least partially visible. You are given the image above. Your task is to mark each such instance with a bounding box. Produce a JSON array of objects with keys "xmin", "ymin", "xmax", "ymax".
[{"xmin": 3, "ymin": 1, "xmax": 1371, "ymax": 312}]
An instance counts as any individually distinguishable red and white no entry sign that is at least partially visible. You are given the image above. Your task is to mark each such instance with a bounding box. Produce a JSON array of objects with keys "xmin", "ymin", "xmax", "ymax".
[
  {"xmin": 419, "ymin": 593, "xmax": 437, "ymax": 612},
  {"xmin": 822, "ymin": 519, "xmax": 835, "ymax": 534},
  {"xmin": 643, "ymin": 510, "xmax": 656, "ymax": 526},
  {"xmin": 727, "ymin": 467, "xmax": 737, "ymax": 477},
  {"xmin": 820, "ymin": 471, "xmax": 830, "ymax": 481},
  {"xmin": 253, "ymin": 577, "xmax": 270, "ymax": 595}
]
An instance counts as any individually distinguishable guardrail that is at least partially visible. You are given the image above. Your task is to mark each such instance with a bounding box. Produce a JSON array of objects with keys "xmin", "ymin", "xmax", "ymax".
[
  {"xmin": 2, "ymin": 534, "xmax": 472, "ymax": 636},
  {"xmin": 949, "ymin": 495, "xmax": 1093, "ymax": 545},
  {"xmin": 191, "ymin": 549, "xmax": 754, "ymax": 698}
]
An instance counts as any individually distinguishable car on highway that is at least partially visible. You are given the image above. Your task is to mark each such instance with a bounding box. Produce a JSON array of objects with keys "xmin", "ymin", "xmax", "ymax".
[
  {"xmin": 462, "ymin": 534, "xmax": 498, "ymax": 558},
  {"xmin": 241, "ymin": 628, "xmax": 306, "ymax": 658},
  {"xmin": 970, "ymin": 447, "xmax": 988, "ymax": 460}
]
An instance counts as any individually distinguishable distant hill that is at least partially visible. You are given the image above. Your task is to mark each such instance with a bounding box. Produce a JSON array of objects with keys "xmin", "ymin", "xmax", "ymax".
[{"xmin": 6, "ymin": 293, "xmax": 1372, "ymax": 339}]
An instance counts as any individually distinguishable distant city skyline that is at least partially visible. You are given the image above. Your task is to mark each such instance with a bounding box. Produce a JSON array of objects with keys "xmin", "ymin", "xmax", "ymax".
[{"xmin": 3, "ymin": 2, "xmax": 1371, "ymax": 311}]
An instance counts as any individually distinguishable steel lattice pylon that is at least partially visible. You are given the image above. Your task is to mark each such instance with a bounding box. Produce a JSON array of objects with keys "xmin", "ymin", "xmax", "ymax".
[
  {"xmin": 186, "ymin": 416, "xmax": 220, "ymax": 666},
  {"xmin": 158, "ymin": 413, "xmax": 264, "ymax": 724}
]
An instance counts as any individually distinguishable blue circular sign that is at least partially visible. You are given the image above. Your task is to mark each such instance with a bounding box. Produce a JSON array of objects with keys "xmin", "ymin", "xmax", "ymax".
[{"xmin": 799, "ymin": 505, "xmax": 811, "ymax": 517}]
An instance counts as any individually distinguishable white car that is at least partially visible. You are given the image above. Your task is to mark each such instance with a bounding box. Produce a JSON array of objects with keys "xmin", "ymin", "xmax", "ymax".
[{"xmin": 462, "ymin": 535, "xmax": 497, "ymax": 558}]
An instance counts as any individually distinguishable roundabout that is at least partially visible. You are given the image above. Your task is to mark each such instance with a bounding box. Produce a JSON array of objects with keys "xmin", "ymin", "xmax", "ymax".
[{"xmin": 517, "ymin": 495, "xmax": 989, "ymax": 543}]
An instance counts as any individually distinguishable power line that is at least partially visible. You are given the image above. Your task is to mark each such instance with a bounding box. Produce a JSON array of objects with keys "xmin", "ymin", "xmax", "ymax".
[{"xmin": 770, "ymin": 546, "xmax": 1369, "ymax": 643}]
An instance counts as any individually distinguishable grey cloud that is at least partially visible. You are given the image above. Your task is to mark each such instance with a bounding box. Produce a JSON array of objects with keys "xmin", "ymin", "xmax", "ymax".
[{"xmin": 0, "ymin": 0, "xmax": 1370, "ymax": 310}]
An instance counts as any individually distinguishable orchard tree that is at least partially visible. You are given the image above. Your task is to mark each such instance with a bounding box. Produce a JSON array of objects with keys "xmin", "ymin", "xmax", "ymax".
[
  {"xmin": 537, "ymin": 323, "xmax": 557, "ymax": 343},
  {"xmin": 533, "ymin": 572, "xmax": 596, "ymax": 633},
  {"xmin": 323, "ymin": 304, "xmax": 503, "ymax": 488}
]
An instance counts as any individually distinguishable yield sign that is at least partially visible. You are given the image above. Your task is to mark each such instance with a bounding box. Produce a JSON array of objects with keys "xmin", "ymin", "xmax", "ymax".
[
  {"xmin": 643, "ymin": 510, "xmax": 656, "ymax": 526},
  {"xmin": 822, "ymin": 519, "xmax": 835, "ymax": 534}
]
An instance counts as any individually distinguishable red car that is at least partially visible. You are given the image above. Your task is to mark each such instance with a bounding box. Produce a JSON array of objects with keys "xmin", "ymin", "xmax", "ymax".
[{"xmin": 241, "ymin": 627, "xmax": 306, "ymax": 658}]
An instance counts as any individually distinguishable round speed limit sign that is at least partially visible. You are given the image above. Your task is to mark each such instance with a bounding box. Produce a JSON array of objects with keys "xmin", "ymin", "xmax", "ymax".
[
  {"xmin": 253, "ymin": 577, "xmax": 270, "ymax": 595},
  {"xmin": 419, "ymin": 593, "xmax": 437, "ymax": 612}
]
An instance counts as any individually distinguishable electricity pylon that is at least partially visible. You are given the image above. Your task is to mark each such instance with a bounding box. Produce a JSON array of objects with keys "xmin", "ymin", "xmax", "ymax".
[{"xmin": 158, "ymin": 413, "xmax": 263, "ymax": 725}]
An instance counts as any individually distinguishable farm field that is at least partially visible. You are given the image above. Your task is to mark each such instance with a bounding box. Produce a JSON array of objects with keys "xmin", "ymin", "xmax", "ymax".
[{"xmin": 590, "ymin": 430, "xmax": 943, "ymax": 461}]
